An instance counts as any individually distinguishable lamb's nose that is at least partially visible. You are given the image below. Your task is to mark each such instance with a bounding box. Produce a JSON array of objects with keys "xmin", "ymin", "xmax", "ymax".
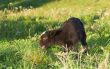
[{"xmin": 41, "ymin": 45, "xmax": 45, "ymax": 49}]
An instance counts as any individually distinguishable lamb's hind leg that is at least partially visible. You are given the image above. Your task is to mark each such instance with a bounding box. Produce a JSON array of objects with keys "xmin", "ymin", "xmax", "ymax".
[
  {"xmin": 80, "ymin": 38, "xmax": 88, "ymax": 53},
  {"xmin": 79, "ymin": 32, "xmax": 88, "ymax": 53}
]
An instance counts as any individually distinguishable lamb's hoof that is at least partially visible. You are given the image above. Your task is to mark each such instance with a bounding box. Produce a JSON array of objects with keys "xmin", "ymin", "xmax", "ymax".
[{"xmin": 81, "ymin": 46, "xmax": 88, "ymax": 54}]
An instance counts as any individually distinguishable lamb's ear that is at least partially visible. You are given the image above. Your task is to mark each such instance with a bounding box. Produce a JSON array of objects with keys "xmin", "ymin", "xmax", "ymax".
[
  {"xmin": 46, "ymin": 29, "xmax": 62, "ymax": 38},
  {"xmin": 54, "ymin": 29, "xmax": 62, "ymax": 36},
  {"xmin": 51, "ymin": 29, "xmax": 62, "ymax": 38}
]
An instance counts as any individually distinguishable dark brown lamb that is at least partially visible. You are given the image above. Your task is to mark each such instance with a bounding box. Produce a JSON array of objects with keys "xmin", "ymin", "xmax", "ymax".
[{"xmin": 39, "ymin": 17, "xmax": 88, "ymax": 52}]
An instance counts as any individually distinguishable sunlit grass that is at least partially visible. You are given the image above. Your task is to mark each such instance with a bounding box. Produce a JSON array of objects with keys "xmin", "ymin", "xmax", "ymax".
[{"xmin": 0, "ymin": 0, "xmax": 110, "ymax": 69}]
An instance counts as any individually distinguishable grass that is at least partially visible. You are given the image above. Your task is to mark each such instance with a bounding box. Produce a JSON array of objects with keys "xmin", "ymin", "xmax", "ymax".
[{"xmin": 0, "ymin": 0, "xmax": 110, "ymax": 69}]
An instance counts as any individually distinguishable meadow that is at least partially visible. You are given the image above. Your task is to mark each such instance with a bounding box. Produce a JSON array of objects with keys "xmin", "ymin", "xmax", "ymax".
[{"xmin": 0, "ymin": 0, "xmax": 110, "ymax": 69}]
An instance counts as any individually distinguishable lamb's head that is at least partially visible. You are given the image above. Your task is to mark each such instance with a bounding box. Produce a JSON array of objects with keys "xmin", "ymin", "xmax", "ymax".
[{"xmin": 39, "ymin": 29, "xmax": 62, "ymax": 49}]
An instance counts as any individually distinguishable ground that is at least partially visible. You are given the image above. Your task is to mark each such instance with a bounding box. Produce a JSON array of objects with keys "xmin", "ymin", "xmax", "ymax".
[{"xmin": 0, "ymin": 0, "xmax": 110, "ymax": 69}]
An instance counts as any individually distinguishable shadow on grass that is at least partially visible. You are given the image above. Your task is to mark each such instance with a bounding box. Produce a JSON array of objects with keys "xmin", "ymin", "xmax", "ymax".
[
  {"xmin": 88, "ymin": 36, "xmax": 110, "ymax": 47},
  {"xmin": 0, "ymin": 0, "xmax": 55, "ymax": 10},
  {"xmin": 0, "ymin": 47, "xmax": 22, "ymax": 68},
  {"xmin": 87, "ymin": 35, "xmax": 110, "ymax": 55},
  {"xmin": 0, "ymin": 16, "xmax": 61, "ymax": 40}
]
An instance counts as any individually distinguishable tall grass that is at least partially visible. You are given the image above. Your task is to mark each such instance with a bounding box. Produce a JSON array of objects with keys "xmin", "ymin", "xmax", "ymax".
[{"xmin": 0, "ymin": 0, "xmax": 110, "ymax": 69}]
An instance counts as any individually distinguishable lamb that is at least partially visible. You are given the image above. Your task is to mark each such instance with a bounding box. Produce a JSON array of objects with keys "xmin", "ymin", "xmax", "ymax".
[{"xmin": 39, "ymin": 17, "xmax": 88, "ymax": 52}]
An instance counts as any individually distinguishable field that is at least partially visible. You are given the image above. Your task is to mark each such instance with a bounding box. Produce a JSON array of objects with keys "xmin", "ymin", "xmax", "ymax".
[{"xmin": 0, "ymin": 0, "xmax": 110, "ymax": 69}]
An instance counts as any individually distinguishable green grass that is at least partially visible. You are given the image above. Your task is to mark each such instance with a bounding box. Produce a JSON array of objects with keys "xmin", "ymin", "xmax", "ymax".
[{"xmin": 0, "ymin": 0, "xmax": 110, "ymax": 69}]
